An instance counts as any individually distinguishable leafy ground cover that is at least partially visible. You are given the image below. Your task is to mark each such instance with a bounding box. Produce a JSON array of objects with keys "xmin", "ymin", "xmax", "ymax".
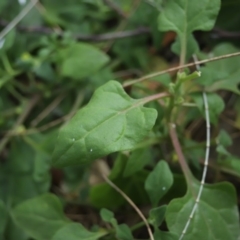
[{"xmin": 1, "ymin": 0, "xmax": 240, "ymax": 240}]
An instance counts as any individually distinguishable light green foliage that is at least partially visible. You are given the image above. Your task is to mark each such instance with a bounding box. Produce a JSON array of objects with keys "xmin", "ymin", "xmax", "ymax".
[
  {"xmin": 123, "ymin": 148, "xmax": 152, "ymax": 177},
  {"xmin": 52, "ymin": 81, "xmax": 157, "ymax": 167},
  {"xmin": 166, "ymin": 180, "xmax": 240, "ymax": 240},
  {"xmin": 12, "ymin": 194, "xmax": 70, "ymax": 240},
  {"xmin": 197, "ymin": 43, "xmax": 240, "ymax": 94},
  {"xmin": 100, "ymin": 208, "xmax": 115, "ymax": 223},
  {"xmin": 1, "ymin": 1, "xmax": 240, "ymax": 240},
  {"xmin": 149, "ymin": 205, "xmax": 167, "ymax": 228},
  {"xmin": 115, "ymin": 224, "xmax": 133, "ymax": 240},
  {"xmin": 158, "ymin": 0, "xmax": 221, "ymax": 60},
  {"xmin": 57, "ymin": 43, "xmax": 109, "ymax": 80},
  {"xmin": 145, "ymin": 161, "xmax": 174, "ymax": 206},
  {"xmin": 51, "ymin": 223, "xmax": 107, "ymax": 240}
]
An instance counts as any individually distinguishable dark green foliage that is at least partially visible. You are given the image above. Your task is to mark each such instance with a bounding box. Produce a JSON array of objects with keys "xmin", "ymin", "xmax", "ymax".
[{"xmin": 1, "ymin": 1, "xmax": 240, "ymax": 240}]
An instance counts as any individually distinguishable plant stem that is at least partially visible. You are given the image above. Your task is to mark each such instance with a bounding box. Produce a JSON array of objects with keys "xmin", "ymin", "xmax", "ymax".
[
  {"xmin": 169, "ymin": 123, "xmax": 193, "ymax": 184},
  {"xmin": 123, "ymin": 51, "xmax": 240, "ymax": 87},
  {"xmin": 180, "ymin": 37, "xmax": 186, "ymax": 67},
  {"xmin": 130, "ymin": 221, "xmax": 146, "ymax": 231},
  {"xmin": 102, "ymin": 174, "xmax": 155, "ymax": 240},
  {"xmin": 141, "ymin": 92, "xmax": 170, "ymax": 105}
]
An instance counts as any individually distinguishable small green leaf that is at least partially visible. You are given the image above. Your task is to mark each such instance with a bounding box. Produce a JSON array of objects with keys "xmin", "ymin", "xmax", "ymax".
[
  {"xmin": 149, "ymin": 205, "xmax": 167, "ymax": 228},
  {"xmin": 218, "ymin": 158, "xmax": 240, "ymax": 178},
  {"xmin": 158, "ymin": 0, "xmax": 220, "ymax": 60},
  {"xmin": 217, "ymin": 130, "xmax": 232, "ymax": 147},
  {"xmin": 100, "ymin": 209, "xmax": 133, "ymax": 240},
  {"xmin": 145, "ymin": 161, "xmax": 174, "ymax": 206},
  {"xmin": 116, "ymin": 224, "xmax": 133, "ymax": 240},
  {"xmin": 51, "ymin": 223, "xmax": 107, "ymax": 240},
  {"xmin": 12, "ymin": 193, "xmax": 69, "ymax": 240},
  {"xmin": 57, "ymin": 43, "xmax": 109, "ymax": 80},
  {"xmin": 100, "ymin": 208, "xmax": 115, "ymax": 223},
  {"xmin": 52, "ymin": 81, "xmax": 157, "ymax": 167},
  {"xmin": 216, "ymin": 130, "xmax": 233, "ymax": 158},
  {"xmin": 166, "ymin": 180, "xmax": 240, "ymax": 240},
  {"xmin": 123, "ymin": 148, "xmax": 152, "ymax": 177}
]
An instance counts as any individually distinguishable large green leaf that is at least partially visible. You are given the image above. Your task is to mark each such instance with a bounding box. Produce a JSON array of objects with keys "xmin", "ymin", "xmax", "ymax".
[
  {"xmin": 11, "ymin": 193, "xmax": 70, "ymax": 240},
  {"xmin": 166, "ymin": 180, "xmax": 240, "ymax": 240},
  {"xmin": 145, "ymin": 161, "xmax": 174, "ymax": 206},
  {"xmin": 51, "ymin": 223, "xmax": 107, "ymax": 240},
  {"xmin": 57, "ymin": 43, "xmax": 109, "ymax": 80},
  {"xmin": 196, "ymin": 43, "xmax": 240, "ymax": 94},
  {"xmin": 52, "ymin": 81, "xmax": 158, "ymax": 167},
  {"xmin": 158, "ymin": 0, "xmax": 220, "ymax": 60}
]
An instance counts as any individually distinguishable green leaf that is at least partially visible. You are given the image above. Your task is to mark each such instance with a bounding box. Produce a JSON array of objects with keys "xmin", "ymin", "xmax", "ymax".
[
  {"xmin": 218, "ymin": 158, "xmax": 240, "ymax": 178},
  {"xmin": 90, "ymin": 170, "xmax": 149, "ymax": 209},
  {"xmin": 57, "ymin": 43, "xmax": 109, "ymax": 80},
  {"xmin": 51, "ymin": 223, "xmax": 107, "ymax": 240},
  {"xmin": 123, "ymin": 148, "xmax": 152, "ymax": 177},
  {"xmin": 52, "ymin": 81, "xmax": 158, "ymax": 167},
  {"xmin": 154, "ymin": 230, "xmax": 178, "ymax": 240},
  {"xmin": 196, "ymin": 43, "xmax": 240, "ymax": 94},
  {"xmin": 145, "ymin": 161, "xmax": 173, "ymax": 206},
  {"xmin": 216, "ymin": 130, "xmax": 233, "ymax": 157},
  {"xmin": 115, "ymin": 224, "xmax": 133, "ymax": 240},
  {"xmin": 0, "ymin": 137, "xmax": 51, "ymax": 206},
  {"xmin": 109, "ymin": 153, "xmax": 128, "ymax": 180},
  {"xmin": 100, "ymin": 209, "xmax": 133, "ymax": 240},
  {"xmin": 166, "ymin": 180, "xmax": 240, "ymax": 240},
  {"xmin": 4, "ymin": 218, "xmax": 28, "ymax": 240},
  {"xmin": 100, "ymin": 208, "xmax": 115, "ymax": 223},
  {"xmin": 90, "ymin": 182, "xmax": 126, "ymax": 209},
  {"xmin": 192, "ymin": 92, "xmax": 225, "ymax": 125},
  {"xmin": 12, "ymin": 193, "xmax": 69, "ymax": 240},
  {"xmin": 217, "ymin": 130, "xmax": 232, "ymax": 147},
  {"xmin": 149, "ymin": 205, "xmax": 167, "ymax": 228},
  {"xmin": 158, "ymin": 0, "xmax": 220, "ymax": 60}
]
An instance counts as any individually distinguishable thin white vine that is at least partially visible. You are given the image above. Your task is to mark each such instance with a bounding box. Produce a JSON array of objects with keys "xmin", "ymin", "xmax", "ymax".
[{"xmin": 179, "ymin": 55, "xmax": 211, "ymax": 240}]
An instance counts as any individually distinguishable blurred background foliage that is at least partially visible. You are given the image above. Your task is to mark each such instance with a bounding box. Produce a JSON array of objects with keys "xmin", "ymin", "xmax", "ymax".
[{"xmin": 0, "ymin": 0, "xmax": 240, "ymax": 240}]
